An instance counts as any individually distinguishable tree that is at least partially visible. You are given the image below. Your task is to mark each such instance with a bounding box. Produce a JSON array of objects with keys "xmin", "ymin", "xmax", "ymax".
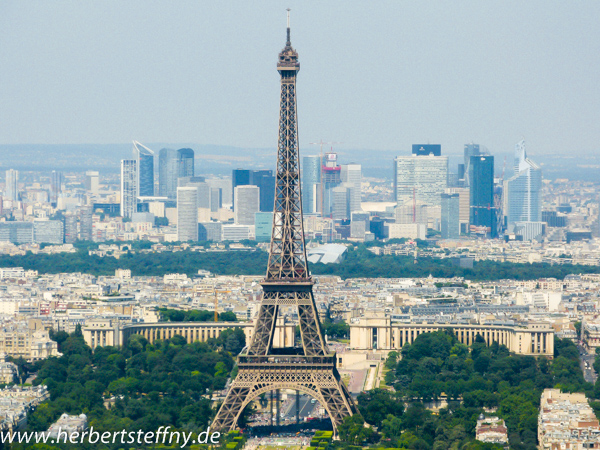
[{"xmin": 337, "ymin": 415, "xmax": 375, "ymax": 446}]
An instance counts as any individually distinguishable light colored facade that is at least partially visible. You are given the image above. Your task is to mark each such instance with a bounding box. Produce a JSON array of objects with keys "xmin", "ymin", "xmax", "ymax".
[
  {"xmin": 441, "ymin": 193, "xmax": 460, "ymax": 239},
  {"xmin": 538, "ymin": 389, "xmax": 600, "ymax": 449},
  {"xmin": 387, "ymin": 223, "xmax": 426, "ymax": 240},
  {"xmin": 33, "ymin": 219, "xmax": 64, "ymax": 244},
  {"xmin": 47, "ymin": 413, "xmax": 88, "ymax": 439},
  {"xmin": 132, "ymin": 141, "xmax": 154, "ymax": 197},
  {"xmin": 120, "ymin": 159, "xmax": 137, "ymax": 218},
  {"xmin": 0, "ymin": 328, "xmax": 59, "ymax": 360},
  {"xmin": 350, "ymin": 315, "xmax": 554, "ymax": 357},
  {"xmin": 446, "ymin": 187, "xmax": 470, "ymax": 233},
  {"xmin": 84, "ymin": 321, "xmax": 294, "ymax": 350},
  {"xmin": 0, "ymin": 354, "xmax": 18, "ymax": 384},
  {"xmin": 302, "ymin": 155, "xmax": 321, "ymax": 214},
  {"xmin": 393, "ymin": 155, "xmax": 448, "ymax": 207},
  {"xmin": 341, "ymin": 164, "xmax": 362, "ymax": 213},
  {"xmin": 85, "ymin": 171, "xmax": 100, "ymax": 195},
  {"xmin": 475, "ymin": 416, "xmax": 508, "ymax": 444},
  {"xmin": 5, "ymin": 169, "xmax": 18, "ymax": 202},
  {"xmin": 234, "ymin": 185, "xmax": 260, "ymax": 225},
  {"xmin": 222, "ymin": 224, "xmax": 252, "ymax": 241},
  {"xmin": 177, "ymin": 187, "xmax": 199, "ymax": 241},
  {"xmin": 505, "ymin": 140, "xmax": 542, "ymax": 226}
]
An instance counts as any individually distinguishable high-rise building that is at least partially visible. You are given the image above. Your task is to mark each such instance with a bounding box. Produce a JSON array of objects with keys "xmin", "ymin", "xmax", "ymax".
[
  {"xmin": 412, "ymin": 144, "xmax": 441, "ymax": 156},
  {"xmin": 159, "ymin": 148, "xmax": 195, "ymax": 199},
  {"xmin": 331, "ymin": 186, "xmax": 349, "ymax": 220},
  {"xmin": 393, "ymin": 155, "xmax": 448, "ymax": 206},
  {"xmin": 0, "ymin": 222, "xmax": 33, "ymax": 244},
  {"xmin": 198, "ymin": 222, "xmax": 222, "ymax": 241},
  {"xmin": 446, "ymin": 187, "xmax": 470, "ymax": 234},
  {"xmin": 441, "ymin": 193, "xmax": 460, "ymax": 239},
  {"xmin": 463, "ymin": 143, "xmax": 480, "ymax": 185},
  {"xmin": 177, "ymin": 187, "xmax": 198, "ymax": 241},
  {"xmin": 206, "ymin": 178, "xmax": 232, "ymax": 206},
  {"xmin": 469, "ymin": 155, "xmax": 496, "ymax": 237},
  {"xmin": 50, "ymin": 171, "xmax": 63, "ymax": 205},
  {"xmin": 231, "ymin": 169, "xmax": 275, "ymax": 211},
  {"xmin": 178, "ymin": 176, "xmax": 209, "ymax": 209},
  {"xmin": 177, "ymin": 148, "xmax": 195, "ymax": 179},
  {"xmin": 33, "ymin": 220, "xmax": 64, "ymax": 244},
  {"xmin": 234, "ymin": 185, "xmax": 260, "ymax": 225},
  {"xmin": 159, "ymin": 149, "xmax": 178, "ymax": 198},
  {"xmin": 209, "ymin": 188, "xmax": 222, "ymax": 212},
  {"xmin": 232, "ymin": 169, "xmax": 251, "ymax": 206},
  {"xmin": 85, "ymin": 171, "xmax": 100, "ymax": 195},
  {"xmin": 505, "ymin": 140, "xmax": 542, "ymax": 225},
  {"xmin": 132, "ymin": 141, "xmax": 155, "ymax": 197},
  {"xmin": 79, "ymin": 206, "xmax": 93, "ymax": 241},
  {"xmin": 5, "ymin": 170, "xmax": 18, "ymax": 202},
  {"xmin": 255, "ymin": 171, "xmax": 276, "ymax": 212},
  {"xmin": 302, "ymin": 155, "xmax": 321, "ymax": 214},
  {"xmin": 341, "ymin": 164, "xmax": 362, "ymax": 213},
  {"xmin": 255, "ymin": 212, "xmax": 273, "ymax": 242},
  {"xmin": 120, "ymin": 160, "xmax": 137, "ymax": 218},
  {"xmin": 322, "ymin": 152, "xmax": 342, "ymax": 216},
  {"xmin": 64, "ymin": 214, "xmax": 78, "ymax": 244}
]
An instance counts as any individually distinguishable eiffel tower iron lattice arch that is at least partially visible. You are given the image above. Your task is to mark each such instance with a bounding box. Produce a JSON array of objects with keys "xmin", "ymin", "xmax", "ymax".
[{"xmin": 211, "ymin": 15, "xmax": 357, "ymax": 434}]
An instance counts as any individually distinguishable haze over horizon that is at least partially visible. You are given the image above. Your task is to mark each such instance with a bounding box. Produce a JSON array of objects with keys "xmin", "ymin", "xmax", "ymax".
[{"xmin": 1, "ymin": 1, "xmax": 599, "ymax": 157}]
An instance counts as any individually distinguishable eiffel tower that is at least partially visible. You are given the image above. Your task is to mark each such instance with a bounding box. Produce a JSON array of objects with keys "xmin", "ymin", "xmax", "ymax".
[{"xmin": 212, "ymin": 12, "xmax": 356, "ymax": 434}]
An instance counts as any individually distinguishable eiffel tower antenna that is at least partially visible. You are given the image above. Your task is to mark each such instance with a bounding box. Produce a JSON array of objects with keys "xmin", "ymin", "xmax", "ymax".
[{"xmin": 212, "ymin": 11, "xmax": 356, "ymax": 434}]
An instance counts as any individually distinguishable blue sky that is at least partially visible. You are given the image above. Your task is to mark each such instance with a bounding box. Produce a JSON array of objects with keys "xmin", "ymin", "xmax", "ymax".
[{"xmin": 0, "ymin": 1, "xmax": 598, "ymax": 156}]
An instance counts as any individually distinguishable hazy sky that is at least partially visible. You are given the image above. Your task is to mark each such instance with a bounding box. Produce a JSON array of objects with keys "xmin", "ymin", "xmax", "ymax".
[{"xmin": 1, "ymin": 1, "xmax": 599, "ymax": 156}]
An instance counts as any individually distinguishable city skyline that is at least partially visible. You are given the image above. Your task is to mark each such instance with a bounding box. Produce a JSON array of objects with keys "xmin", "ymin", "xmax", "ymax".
[{"xmin": 0, "ymin": 1, "xmax": 599, "ymax": 157}]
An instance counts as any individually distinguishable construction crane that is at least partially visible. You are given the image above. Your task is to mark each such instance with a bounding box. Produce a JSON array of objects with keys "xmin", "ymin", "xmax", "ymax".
[
  {"xmin": 212, "ymin": 288, "xmax": 231, "ymax": 321},
  {"xmin": 309, "ymin": 140, "xmax": 342, "ymax": 220}
]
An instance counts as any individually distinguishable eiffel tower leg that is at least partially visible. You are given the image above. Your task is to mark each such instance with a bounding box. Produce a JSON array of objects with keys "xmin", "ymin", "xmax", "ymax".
[{"xmin": 247, "ymin": 303, "xmax": 278, "ymax": 355}]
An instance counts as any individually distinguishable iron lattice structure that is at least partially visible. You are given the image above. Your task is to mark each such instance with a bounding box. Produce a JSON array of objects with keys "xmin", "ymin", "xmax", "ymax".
[{"xmin": 212, "ymin": 22, "xmax": 356, "ymax": 434}]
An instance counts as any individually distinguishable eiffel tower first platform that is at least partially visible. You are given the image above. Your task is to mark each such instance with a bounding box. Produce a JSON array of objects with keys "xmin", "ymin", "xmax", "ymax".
[{"xmin": 212, "ymin": 13, "xmax": 357, "ymax": 434}]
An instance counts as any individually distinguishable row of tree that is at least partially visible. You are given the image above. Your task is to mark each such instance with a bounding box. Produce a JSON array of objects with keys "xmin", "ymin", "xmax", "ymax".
[{"xmin": 0, "ymin": 242, "xmax": 598, "ymax": 281}]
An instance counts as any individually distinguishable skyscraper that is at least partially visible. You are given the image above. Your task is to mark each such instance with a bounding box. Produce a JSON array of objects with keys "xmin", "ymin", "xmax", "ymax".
[
  {"xmin": 178, "ymin": 176, "xmax": 210, "ymax": 209},
  {"xmin": 159, "ymin": 149, "xmax": 177, "ymax": 198},
  {"xmin": 254, "ymin": 212, "xmax": 273, "ymax": 242},
  {"xmin": 463, "ymin": 143, "xmax": 480, "ymax": 185},
  {"xmin": 159, "ymin": 148, "xmax": 195, "ymax": 199},
  {"xmin": 50, "ymin": 170, "xmax": 63, "ymax": 205},
  {"xmin": 393, "ymin": 155, "xmax": 448, "ymax": 206},
  {"xmin": 231, "ymin": 169, "xmax": 275, "ymax": 212},
  {"xmin": 254, "ymin": 170, "xmax": 275, "ymax": 212},
  {"xmin": 505, "ymin": 140, "xmax": 542, "ymax": 225},
  {"xmin": 5, "ymin": 169, "xmax": 18, "ymax": 202},
  {"xmin": 234, "ymin": 185, "xmax": 260, "ymax": 225},
  {"xmin": 302, "ymin": 155, "xmax": 321, "ymax": 214},
  {"xmin": 120, "ymin": 160, "xmax": 137, "ymax": 218},
  {"xmin": 85, "ymin": 171, "xmax": 100, "ymax": 195},
  {"xmin": 441, "ymin": 193, "xmax": 460, "ymax": 239},
  {"xmin": 132, "ymin": 141, "xmax": 155, "ymax": 197},
  {"xmin": 322, "ymin": 152, "xmax": 342, "ymax": 216},
  {"xmin": 177, "ymin": 187, "xmax": 198, "ymax": 241},
  {"xmin": 341, "ymin": 164, "xmax": 362, "ymax": 213},
  {"xmin": 177, "ymin": 148, "xmax": 195, "ymax": 179},
  {"xmin": 469, "ymin": 155, "xmax": 496, "ymax": 237}
]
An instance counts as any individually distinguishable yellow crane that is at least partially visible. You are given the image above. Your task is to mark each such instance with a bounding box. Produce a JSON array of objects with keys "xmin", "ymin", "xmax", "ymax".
[{"xmin": 213, "ymin": 288, "xmax": 231, "ymax": 321}]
